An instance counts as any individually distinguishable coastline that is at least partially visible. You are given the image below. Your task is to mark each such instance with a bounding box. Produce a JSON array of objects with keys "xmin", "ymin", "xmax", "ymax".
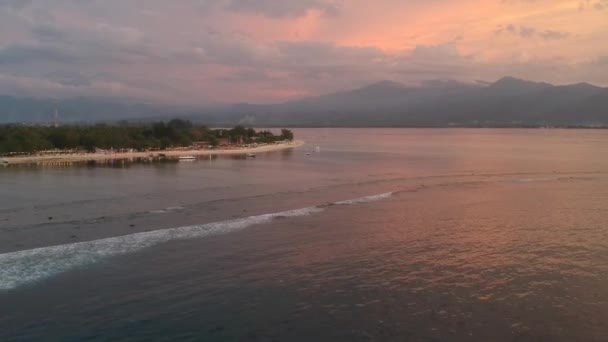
[{"xmin": 1, "ymin": 140, "xmax": 304, "ymax": 165}]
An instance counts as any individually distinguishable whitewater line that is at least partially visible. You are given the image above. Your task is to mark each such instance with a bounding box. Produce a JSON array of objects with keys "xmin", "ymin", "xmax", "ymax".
[{"xmin": 0, "ymin": 192, "xmax": 392, "ymax": 291}]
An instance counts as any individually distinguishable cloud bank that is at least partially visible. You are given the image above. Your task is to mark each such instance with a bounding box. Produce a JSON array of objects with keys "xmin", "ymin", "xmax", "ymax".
[{"xmin": 0, "ymin": 0, "xmax": 606, "ymax": 104}]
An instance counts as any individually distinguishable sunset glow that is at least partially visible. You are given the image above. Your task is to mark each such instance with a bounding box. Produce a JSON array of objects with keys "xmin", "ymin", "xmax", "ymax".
[{"xmin": 0, "ymin": 0, "xmax": 607, "ymax": 103}]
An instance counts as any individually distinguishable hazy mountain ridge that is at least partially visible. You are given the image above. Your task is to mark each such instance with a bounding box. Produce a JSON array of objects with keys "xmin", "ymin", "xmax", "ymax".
[
  {"xmin": 1, "ymin": 77, "xmax": 607, "ymax": 127},
  {"xmin": 0, "ymin": 96, "xmax": 186, "ymax": 124},
  {"xmin": 204, "ymin": 77, "xmax": 608, "ymax": 127}
]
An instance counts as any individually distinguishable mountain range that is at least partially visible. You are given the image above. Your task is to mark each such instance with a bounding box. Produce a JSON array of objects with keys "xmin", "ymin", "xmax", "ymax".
[{"xmin": 1, "ymin": 77, "xmax": 607, "ymax": 127}]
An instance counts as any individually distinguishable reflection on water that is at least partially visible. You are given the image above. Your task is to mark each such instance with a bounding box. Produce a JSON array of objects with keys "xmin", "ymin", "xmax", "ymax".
[
  {"xmin": 2, "ymin": 129, "xmax": 608, "ymax": 341},
  {"xmin": 3, "ymin": 176, "xmax": 608, "ymax": 341},
  {"xmin": 1, "ymin": 149, "xmax": 299, "ymax": 169}
]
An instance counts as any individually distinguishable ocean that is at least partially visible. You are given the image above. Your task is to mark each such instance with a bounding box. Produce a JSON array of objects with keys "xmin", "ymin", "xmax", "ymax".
[{"xmin": 2, "ymin": 128, "xmax": 608, "ymax": 341}]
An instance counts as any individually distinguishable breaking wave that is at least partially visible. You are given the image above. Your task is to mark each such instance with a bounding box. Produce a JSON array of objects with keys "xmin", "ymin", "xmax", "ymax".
[
  {"xmin": 507, "ymin": 177, "xmax": 558, "ymax": 183},
  {"xmin": 0, "ymin": 192, "xmax": 393, "ymax": 290},
  {"xmin": 333, "ymin": 192, "xmax": 392, "ymax": 205},
  {"xmin": 148, "ymin": 206, "xmax": 185, "ymax": 214}
]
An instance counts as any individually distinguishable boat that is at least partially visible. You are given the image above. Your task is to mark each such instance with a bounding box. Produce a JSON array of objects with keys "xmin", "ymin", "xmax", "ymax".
[
  {"xmin": 314, "ymin": 146, "xmax": 321, "ymax": 152},
  {"xmin": 178, "ymin": 156, "xmax": 196, "ymax": 161},
  {"xmin": 247, "ymin": 153, "xmax": 256, "ymax": 158}
]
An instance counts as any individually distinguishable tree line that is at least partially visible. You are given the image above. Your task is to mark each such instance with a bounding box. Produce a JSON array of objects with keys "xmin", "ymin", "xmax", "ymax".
[{"xmin": 0, "ymin": 119, "xmax": 294, "ymax": 155}]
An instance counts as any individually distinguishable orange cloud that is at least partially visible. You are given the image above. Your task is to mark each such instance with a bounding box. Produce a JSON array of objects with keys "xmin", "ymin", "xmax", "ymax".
[{"xmin": 0, "ymin": 0, "xmax": 606, "ymax": 103}]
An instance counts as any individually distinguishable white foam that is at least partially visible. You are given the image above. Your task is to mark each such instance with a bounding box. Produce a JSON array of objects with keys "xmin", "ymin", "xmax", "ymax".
[
  {"xmin": 0, "ymin": 207, "xmax": 322, "ymax": 291},
  {"xmin": 508, "ymin": 177, "xmax": 557, "ymax": 183},
  {"xmin": 334, "ymin": 192, "xmax": 393, "ymax": 205},
  {"xmin": 148, "ymin": 206, "xmax": 185, "ymax": 214},
  {"xmin": 0, "ymin": 192, "xmax": 395, "ymax": 291}
]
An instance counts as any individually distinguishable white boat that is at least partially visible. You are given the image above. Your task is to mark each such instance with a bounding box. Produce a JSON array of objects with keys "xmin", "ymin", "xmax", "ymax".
[
  {"xmin": 247, "ymin": 153, "xmax": 256, "ymax": 158},
  {"xmin": 179, "ymin": 156, "xmax": 196, "ymax": 161}
]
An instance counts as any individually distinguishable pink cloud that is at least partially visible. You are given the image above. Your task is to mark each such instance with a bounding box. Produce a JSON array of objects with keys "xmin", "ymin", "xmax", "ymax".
[{"xmin": 0, "ymin": 0, "xmax": 606, "ymax": 103}]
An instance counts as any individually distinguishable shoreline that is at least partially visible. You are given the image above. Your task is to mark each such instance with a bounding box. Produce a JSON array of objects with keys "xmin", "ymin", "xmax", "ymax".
[{"xmin": 1, "ymin": 140, "xmax": 304, "ymax": 165}]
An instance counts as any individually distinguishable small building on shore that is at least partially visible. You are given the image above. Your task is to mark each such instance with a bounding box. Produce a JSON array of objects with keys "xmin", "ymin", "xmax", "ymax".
[
  {"xmin": 192, "ymin": 141, "xmax": 213, "ymax": 149},
  {"xmin": 216, "ymin": 137, "xmax": 231, "ymax": 146}
]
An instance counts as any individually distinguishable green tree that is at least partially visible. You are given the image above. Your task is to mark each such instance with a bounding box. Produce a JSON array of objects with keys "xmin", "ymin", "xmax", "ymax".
[
  {"xmin": 280, "ymin": 129, "xmax": 294, "ymax": 141},
  {"xmin": 0, "ymin": 121, "xmax": 294, "ymax": 154}
]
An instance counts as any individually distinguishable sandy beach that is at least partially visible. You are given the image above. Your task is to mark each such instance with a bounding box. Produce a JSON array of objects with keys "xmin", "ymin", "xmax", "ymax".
[{"xmin": 1, "ymin": 140, "xmax": 304, "ymax": 165}]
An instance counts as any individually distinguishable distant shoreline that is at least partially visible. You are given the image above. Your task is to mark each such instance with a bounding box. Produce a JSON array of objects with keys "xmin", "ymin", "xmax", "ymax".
[
  {"xmin": 225, "ymin": 125, "xmax": 608, "ymax": 129},
  {"xmin": 1, "ymin": 140, "xmax": 304, "ymax": 165}
]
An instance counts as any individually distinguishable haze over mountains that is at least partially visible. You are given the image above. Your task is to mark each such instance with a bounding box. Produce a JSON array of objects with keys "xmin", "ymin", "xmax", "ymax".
[{"xmin": 1, "ymin": 77, "xmax": 607, "ymax": 127}]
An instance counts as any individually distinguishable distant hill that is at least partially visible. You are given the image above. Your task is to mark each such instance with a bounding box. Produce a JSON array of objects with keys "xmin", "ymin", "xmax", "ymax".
[
  {"xmin": 196, "ymin": 77, "xmax": 608, "ymax": 127},
  {"xmin": 485, "ymin": 76, "xmax": 553, "ymax": 96},
  {"xmin": 1, "ymin": 77, "xmax": 607, "ymax": 127},
  {"xmin": 0, "ymin": 96, "xmax": 193, "ymax": 124}
]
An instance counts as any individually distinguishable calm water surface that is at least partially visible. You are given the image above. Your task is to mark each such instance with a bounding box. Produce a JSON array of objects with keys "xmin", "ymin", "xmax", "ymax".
[{"xmin": 2, "ymin": 129, "xmax": 608, "ymax": 341}]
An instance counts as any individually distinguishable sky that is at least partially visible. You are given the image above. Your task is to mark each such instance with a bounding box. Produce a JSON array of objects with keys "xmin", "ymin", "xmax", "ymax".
[{"xmin": 0, "ymin": 0, "xmax": 607, "ymax": 104}]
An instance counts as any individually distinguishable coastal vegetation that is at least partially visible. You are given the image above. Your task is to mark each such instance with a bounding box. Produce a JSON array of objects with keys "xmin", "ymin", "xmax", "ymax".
[{"xmin": 0, "ymin": 119, "xmax": 294, "ymax": 155}]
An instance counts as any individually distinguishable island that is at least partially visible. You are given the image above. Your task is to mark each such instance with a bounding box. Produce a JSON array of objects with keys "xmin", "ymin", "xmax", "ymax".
[{"xmin": 0, "ymin": 119, "xmax": 302, "ymax": 165}]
